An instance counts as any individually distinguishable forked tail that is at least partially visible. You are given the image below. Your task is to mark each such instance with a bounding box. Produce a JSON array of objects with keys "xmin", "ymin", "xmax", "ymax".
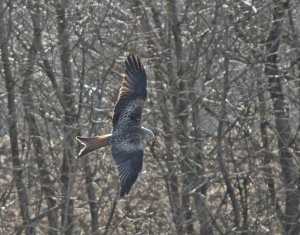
[{"xmin": 76, "ymin": 134, "xmax": 111, "ymax": 158}]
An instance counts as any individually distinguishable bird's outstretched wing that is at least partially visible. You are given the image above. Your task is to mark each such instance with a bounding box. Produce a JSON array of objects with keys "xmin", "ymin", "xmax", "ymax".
[
  {"xmin": 111, "ymin": 146, "xmax": 143, "ymax": 197},
  {"xmin": 112, "ymin": 54, "xmax": 147, "ymax": 129},
  {"xmin": 111, "ymin": 54, "xmax": 148, "ymax": 197}
]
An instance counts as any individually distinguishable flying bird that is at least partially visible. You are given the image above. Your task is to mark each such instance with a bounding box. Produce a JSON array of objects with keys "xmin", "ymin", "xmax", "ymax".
[{"xmin": 76, "ymin": 54, "xmax": 154, "ymax": 197}]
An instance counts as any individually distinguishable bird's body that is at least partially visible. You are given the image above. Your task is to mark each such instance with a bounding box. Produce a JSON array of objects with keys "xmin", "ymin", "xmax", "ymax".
[{"xmin": 76, "ymin": 54, "xmax": 154, "ymax": 197}]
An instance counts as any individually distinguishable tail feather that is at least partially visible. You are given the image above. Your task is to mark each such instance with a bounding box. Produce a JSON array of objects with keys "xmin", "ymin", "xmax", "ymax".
[{"xmin": 76, "ymin": 134, "xmax": 111, "ymax": 158}]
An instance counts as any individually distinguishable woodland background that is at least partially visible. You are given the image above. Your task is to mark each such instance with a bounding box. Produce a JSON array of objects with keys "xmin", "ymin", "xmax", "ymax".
[{"xmin": 0, "ymin": 0, "xmax": 300, "ymax": 234}]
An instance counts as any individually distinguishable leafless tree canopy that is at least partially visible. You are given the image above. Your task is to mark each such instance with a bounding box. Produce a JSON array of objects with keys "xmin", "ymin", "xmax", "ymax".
[{"xmin": 0, "ymin": 0, "xmax": 300, "ymax": 234}]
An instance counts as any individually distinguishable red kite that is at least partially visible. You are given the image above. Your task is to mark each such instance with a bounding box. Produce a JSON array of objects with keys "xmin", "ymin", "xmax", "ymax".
[{"xmin": 77, "ymin": 54, "xmax": 154, "ymax": 197}]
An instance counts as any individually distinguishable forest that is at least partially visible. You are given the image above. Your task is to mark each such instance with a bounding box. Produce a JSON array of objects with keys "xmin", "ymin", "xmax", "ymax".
[{"xmin": 0, "ymin": 0, "xmax": 299, "ymax": 234}]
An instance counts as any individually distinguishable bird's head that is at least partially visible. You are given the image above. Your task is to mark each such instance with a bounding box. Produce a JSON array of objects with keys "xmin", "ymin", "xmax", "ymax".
[{"xmin": 142, "ymin": 127, "xmax": 155, "ymax": 140}]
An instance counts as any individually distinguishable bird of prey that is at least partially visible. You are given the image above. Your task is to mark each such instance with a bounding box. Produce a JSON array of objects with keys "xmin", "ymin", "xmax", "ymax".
[{"xmin": 76, "ymin": 54, "xmax": 154, "ymax": 197}]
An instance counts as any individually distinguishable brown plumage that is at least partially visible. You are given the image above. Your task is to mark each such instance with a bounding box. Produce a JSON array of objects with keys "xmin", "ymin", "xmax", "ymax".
[
  {"xmin": 76, "ymin": 134, "xmax": 111, "ymax": 158},
  {"xmin": 76, "ymin": 54, "xmax": 154, "ymax": 197}
]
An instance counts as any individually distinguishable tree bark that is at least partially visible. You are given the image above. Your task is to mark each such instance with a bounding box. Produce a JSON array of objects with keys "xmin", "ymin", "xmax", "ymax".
[
  {"xmin": 19, "ymin": 2, "xmax": 59, "ymax": 235},
  {"xmin": 257, "ymin": 77, "xmax": 279, "ymax": 215},
  {"xmin": 191, "ymin": 104, "xmax": 214, "ymax": 235},
  {"xmin": 265, "ymin": 1, "xmax": 300, "ymax": 234},
  {"xmin": 167, "ymin": 0, "xmax": 195, "ymax": 233},
  {"xmin": 0, "ymin": 1, "xmax": 34, "ymax": 234},
  {"xmin": 216, "ymin": 7, "xmax": 241, "ymax": 228},
  {"xmin": 55, "ymin": 1, "xmax": 77, "ymax": 234},
  {"xmin": 78, "ymin": 48, "xmax": 101, "ymax": 235},
  {"xmin": 83, "ymin": 158, "xmax": 101, "ymax": 235}
]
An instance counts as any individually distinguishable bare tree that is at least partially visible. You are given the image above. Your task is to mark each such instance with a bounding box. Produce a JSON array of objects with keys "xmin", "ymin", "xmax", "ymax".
[
  {"xmin": 265, "ymin": 1, "xmax": 300, "ymax": 234},
  {"xmin": 20, "ymin": 2, "xmax": 59, "ymax": 234},
  {"xmin": 54, "ymin": 1, "xmax": 77, "ymax": 234},
  {"xmin": 0, "ymin": 1, "xmax": 33, "ymax": 234},
  {"xmin": 1, "ymin": 0, "xmax": 300, "ymax": 234}
]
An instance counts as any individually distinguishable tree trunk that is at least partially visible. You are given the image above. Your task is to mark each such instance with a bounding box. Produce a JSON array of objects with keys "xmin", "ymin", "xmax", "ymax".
[
  {"xmin": 257, "ymin": 76, "xmax": 278, "ymax": 208},
  {"xmin": 55, "ymin": 1, "xmax": 77, "ymax": 234},
  {"xmin": 191, "ymin": 104, "xmax": 214, "ymax": 235},
  {"xmin": 167, "ymin": 0, "xmax": 195, "ymax": 233},
  {"xmin": 19, "ymin": 2, "xmax": 59, "ymax": 234},
  {"xmin": 216, "ymin": 13, "xmax": 241, "ymax": 229},
  {"xmin": 79, "ymin": 48, "xmax": 101, "ymax": 235},
  {"xmin": 83, "ymin": 158, "xmax": 101, "ymax": 235},
  {"xmin": 0, "ymin": 1, "xmax": 33, "ymax": 234},
  {"xmin": 265, "ymin": 1, "xmax": 300, "ymax": 234}
]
